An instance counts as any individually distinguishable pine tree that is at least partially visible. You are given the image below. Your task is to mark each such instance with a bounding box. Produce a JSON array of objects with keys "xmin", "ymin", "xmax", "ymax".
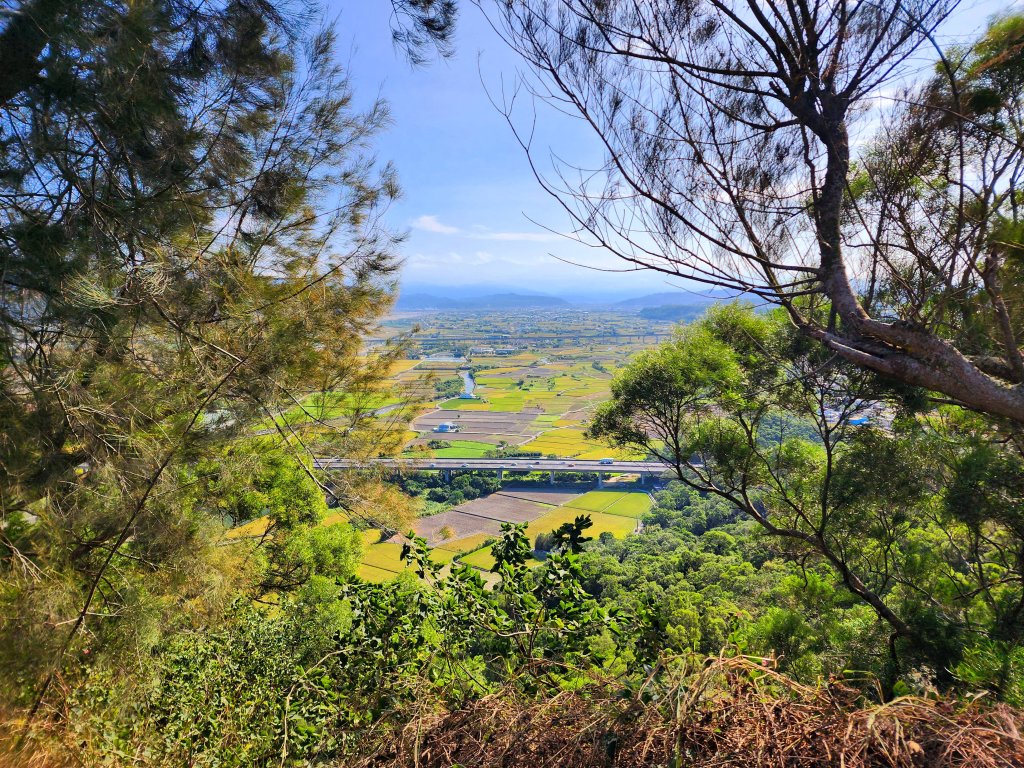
[{"xmin": 0, "ymin": 0, "xmax": 451, "ymax": 713}]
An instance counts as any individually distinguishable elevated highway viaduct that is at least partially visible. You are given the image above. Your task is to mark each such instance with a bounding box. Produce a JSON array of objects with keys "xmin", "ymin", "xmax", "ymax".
[{"xmin": 313, "ymin": 457, "xmax": 676, "ymax": 487}]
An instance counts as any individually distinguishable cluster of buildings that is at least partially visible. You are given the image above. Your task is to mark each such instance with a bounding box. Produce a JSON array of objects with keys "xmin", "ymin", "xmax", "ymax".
[{"xmin": 468, "ymin": 346, "xmax": 518, "ymax": 356}]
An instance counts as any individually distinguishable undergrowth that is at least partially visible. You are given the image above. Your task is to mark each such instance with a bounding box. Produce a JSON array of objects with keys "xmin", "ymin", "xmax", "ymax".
[
  {"xmin": 369, "ymin": 656, "xmax": 1024, "ymax": 768},
  {"xmin": 5, "ymin": 656, "xmax": 1022, "ymax": 767}
]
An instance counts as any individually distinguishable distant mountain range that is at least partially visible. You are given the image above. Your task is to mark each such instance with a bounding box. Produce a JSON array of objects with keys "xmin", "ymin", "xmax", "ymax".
[
  {"xmin": 610, "ymin": 290, "xmax": 716, "ymax": 309},
  {"xmin": 638, "ymin": 304, "xmax": 710, "ymax": 323},
  {"xmin": 612, "ymin": 290, "xmax": 745, "ymax": 310},
  {"xmin": 395, "ymin": 292, "xmax": 571, "ymax": 310},
  {"xmin": 393, "ymin": 286, "xmax": 753, "ymax": 312},
  {"xmin": 398, "ymin": 282, "xmax": 554, "ymax": 300}
]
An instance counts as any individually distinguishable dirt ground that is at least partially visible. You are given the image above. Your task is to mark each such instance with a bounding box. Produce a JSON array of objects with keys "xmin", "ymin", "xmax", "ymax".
[
  {"xmin": 496, "ymin": 487, "xmax": 586, "ymax": 505},
  {"xmin": 390, "ymin": 510, "xmax": 503, "ymax": 545},
  {"xmin": 411, "ymin": 409, "xmax": 541, "ymax": 444},
  {"xmin": 454, "ymin": 495, "xmax": 552, "ymax": 522},
  {"xmin": 391, "ymin": 495, "xmax": 551, "ymax": 546}
]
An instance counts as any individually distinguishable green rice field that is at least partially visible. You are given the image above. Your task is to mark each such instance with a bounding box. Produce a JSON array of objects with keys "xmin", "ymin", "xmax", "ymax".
[
  {"xmin": 604, "ymin": 492, "xmax": 654, "ymax": 518},
  {"xmin": 563, "ymin": 490, "xmax": 628, "ymax": 512},
  {"xmin": 428, "ymin": 440, "xmax": 494, "ymax": 457},
  {"xmin": 434, "ymin": 532, "xmax": 495, "ymax": 554},
  {"xmin": 528, "ymin": 508, "xmax": 637, "ymax": 539}
]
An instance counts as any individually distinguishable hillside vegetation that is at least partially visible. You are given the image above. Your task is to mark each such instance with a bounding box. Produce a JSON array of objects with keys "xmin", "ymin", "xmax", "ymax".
[{"xmin": 4, "ymin": 2, "xmax": 1024, "ymax": 767}]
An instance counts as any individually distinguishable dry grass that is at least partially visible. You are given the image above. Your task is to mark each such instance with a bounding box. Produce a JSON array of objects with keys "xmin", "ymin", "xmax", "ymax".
[
  {"xmin": 0, "ymin": 714, "xmax": 80, "ymax": 768},
  {"xmin": 6, "ymin": 659, "xmax": 1023, "ymax": 768},
  {"xmin": 368, "ymin": 657, "xmax": 1024, "ymax": 768}
]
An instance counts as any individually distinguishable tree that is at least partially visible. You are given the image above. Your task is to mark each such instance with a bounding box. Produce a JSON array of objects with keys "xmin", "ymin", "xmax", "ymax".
[
  {"xmin": 489, "ymin": 2, "xmax": 1024, "ymax": 424},
  {"xmin": 0, "ymin": 0, "xmax": 453, "ymax": 716},
  {"xmin": 0, "ymin": 1, "xmax": 457, "ymax": 108},
  {"xmin": 590, "ymin": 304, "xmax": 1024, "ymax": 688},
  {"xmin": 196, "ymin": 448, "xmax": 364, "ymax": 596}
]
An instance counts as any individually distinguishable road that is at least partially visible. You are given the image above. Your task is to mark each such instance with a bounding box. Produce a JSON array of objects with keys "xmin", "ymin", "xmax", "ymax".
[{"xmin": 313, "ymin": 457, "xmax": 674, "ymax": 474}]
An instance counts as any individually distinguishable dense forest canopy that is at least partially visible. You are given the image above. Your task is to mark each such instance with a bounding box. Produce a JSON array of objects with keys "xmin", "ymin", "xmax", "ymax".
[
  {"xmin": 590, "ymin": 303, "xmax": 1024, "ymax": 696},
  {"xmin": 2, "ymin": 1, "xmax": 1024, "ymax": 766}
]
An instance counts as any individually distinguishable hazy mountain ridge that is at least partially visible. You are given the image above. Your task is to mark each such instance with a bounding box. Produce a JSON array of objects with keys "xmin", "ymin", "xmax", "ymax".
[
  {"xmin": 613, "ymin": 290, "xmax": 745, "ymax": 310},
  {"xmin": 395, "ymin": 292, "xmax": 571, "ymax": 310},
  {"xmin": 395, "ymin": 286, "xmax": 747, "ymax": 311},
  {"xmin": 638, "ymin": 304, "xmax": 709, "ymax": 322},
  {"xmin": 394, "ymin": 293, "xmax": 470, "ymax": 310}
]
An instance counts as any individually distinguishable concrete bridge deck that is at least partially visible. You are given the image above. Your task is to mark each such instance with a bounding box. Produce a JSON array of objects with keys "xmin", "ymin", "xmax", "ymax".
[
  {"xmin": 315, "ymin": 457, "xmax": 671, "ymax": 472},
  {"xmin": 313, "ymin": 457, "xmax": 676, "ymax": 486}
]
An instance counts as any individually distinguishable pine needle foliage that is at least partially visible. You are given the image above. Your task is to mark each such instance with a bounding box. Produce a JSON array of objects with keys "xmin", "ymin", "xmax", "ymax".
[{"xmin": 0, "ymin": 0, "xmax": 415, "ymax": 714}]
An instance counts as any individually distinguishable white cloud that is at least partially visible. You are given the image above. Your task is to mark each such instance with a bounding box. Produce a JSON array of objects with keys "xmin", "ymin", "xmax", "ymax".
[
  {"xmin": 471, "ymin": 230, "xmax": 565, "ymax": 243},
  {"xmin": 411, "ymin": 215, "xmax": 568, "ymax": 243},
  {"xmin": 411, "ymin": 215, "xmax": 460, "ymax": 234},
  {"xmin": 404, "ymin": 249, "xmax": 543, "ymax": 272}
]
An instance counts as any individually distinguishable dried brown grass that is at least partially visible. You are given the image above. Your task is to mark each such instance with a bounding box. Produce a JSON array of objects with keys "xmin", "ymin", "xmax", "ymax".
[
  {"xmin": 4, "ymin": 658, "xmax": 1023, "ymax": 767},
  {"xmin": 370, "ymin": 657, "xmax": 1024, "ymax": 768},
  {"xmin": 0, "ymin": 714, "xmax": 78, "ymax": 768}
]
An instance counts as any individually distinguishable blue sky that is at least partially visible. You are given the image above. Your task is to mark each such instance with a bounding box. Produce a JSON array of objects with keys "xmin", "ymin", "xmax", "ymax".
[
  {"xmin": 327, "ymin": 1, "xmax": 1022, "ymax": 299},
  {"xmin": 330, "ymin": 1, "xmax": 635, "ymax": 297}
]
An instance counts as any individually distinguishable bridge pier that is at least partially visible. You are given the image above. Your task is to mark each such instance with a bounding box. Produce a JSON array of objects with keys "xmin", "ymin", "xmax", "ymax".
[{"xmin": 313, "ymin": 459, "xmax": 679, "ymax": 487}]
